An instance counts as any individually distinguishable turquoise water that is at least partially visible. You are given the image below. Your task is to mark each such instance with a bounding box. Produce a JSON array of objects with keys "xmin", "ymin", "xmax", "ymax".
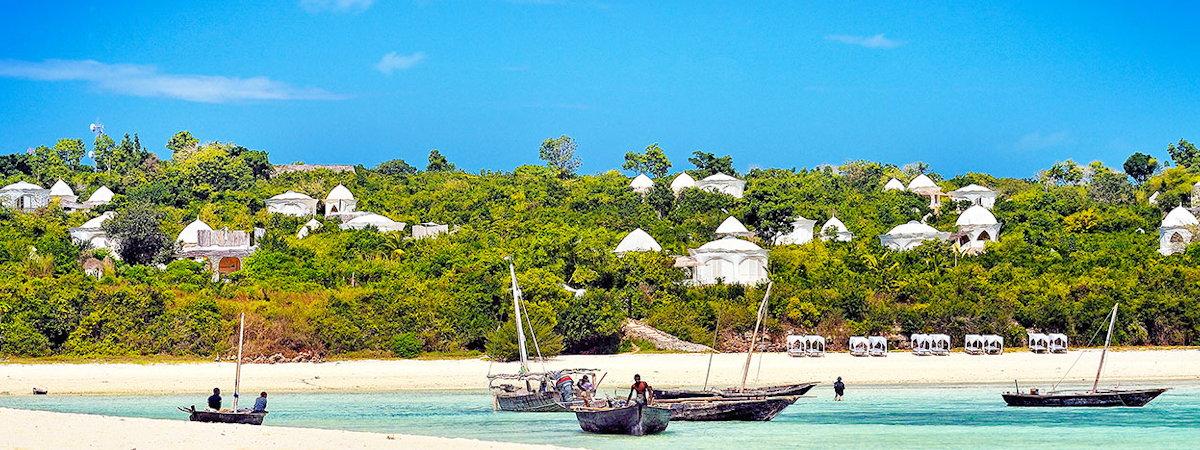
[{"xmin": 2, "ymin": 383, "xmax": 1197, "ymax": 449}]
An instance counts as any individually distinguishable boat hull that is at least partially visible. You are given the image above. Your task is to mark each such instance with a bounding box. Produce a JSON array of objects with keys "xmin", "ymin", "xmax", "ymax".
[
  {"xmin": 1002, "ymin": 388, "xmax": 1168, "ymax": 407},
  {"xmin": 664, "ymin": 396, "xmax": 798, "ymax": 421},
  {"xmin": 654, "ymin": 382, "xmax": 817, "ymax": 400},
  {"xmin": 495, "ymin": 391, "xmax": 573, "ymax": 412},
  {"xmin": 182, "ymin": 407, "xmax": 267, "ymax": 425},
  {"xmin": 574, "ymin": 405, "xmax": 671, "ymax": 436}
]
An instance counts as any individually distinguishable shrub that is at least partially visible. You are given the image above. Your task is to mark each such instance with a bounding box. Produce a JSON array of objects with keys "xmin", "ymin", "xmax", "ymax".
[{"xmin": 390, "ymin": 332, "xmax": 424, "ymax": 358}]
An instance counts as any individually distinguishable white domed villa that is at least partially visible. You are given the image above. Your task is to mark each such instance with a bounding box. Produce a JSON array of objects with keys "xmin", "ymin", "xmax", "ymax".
[
  {"xmin": 175, "ymin": 218, "xmax": 257, "ymax": 279},
  {"xmin": 715, "ymin": 216, "xmax": 753, "ymax": 237},
  {"xmin": 696, "ymin": 173, "xmax": 745, "ymax": 198},
  {"xmin": 774, "ymin": 216, "xmax": 817, "ymax": 245},
  {"xmin": 630, "ymin": 173, "xmax": 654, "ymax": 194},
  {"xmin": 1159, "ymin": 206, "xmax": 1199, "ymax": 255},
  {"xmin": 614, "ymin": 228, "xmax": 662, "ymax": 253},
  {"xmin": 954, "ymin": 205, "xmax": 1001, "ymax": 253},
  {"xmin": 948, "ymin": 184, "xmax": 998, "ymax": 209},
  {"xmin": 884, "ymin": 178, "xmax": 906, "ymax": 191},
  {"xmin": 819, "ymin": 216, "xmax": 854, "ymax": 242},
  {"xmin": 907, "ymin": 174, "xmax": 945, "ymax": 207},
  {"xmin": 324, "ymin": 184, "xmax": 357, "ymax": 217},
  {"xmin": 83, "ymin": 186, "xmax": 114, "ymax": 208},
  {"xmin": 0, "ymin": 181, "xmax": 50, "ymax": 211},
  {"xmin": 879, "ymin": 221, "xmax": 950, "ymax": 251},
  {"xmin": 70, "ymin": 211, "xmax": 117, "ymax": 253},
  {"xmin": 266, "ymin": 190, "xmax": 318, "ymax": 217},
  {"xmin": 339, "ymin": 213, "xmax": 405, "ymax": 232},
  {"xmin": 680, "ymin": 236, "xmax": 769, "ymax": 285},
  {"xmin": 670, "ymin": 172, "xmax": 696, "ymax": 196},
  {"xmin": 49, "ymin": 180, "xmax": 78, "ymax": 204}
]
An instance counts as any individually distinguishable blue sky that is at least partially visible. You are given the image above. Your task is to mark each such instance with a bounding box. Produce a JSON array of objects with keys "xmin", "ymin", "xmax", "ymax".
[{"xmin": 1, "ymin": 0, "xmax": 1197, "ymax": 178}]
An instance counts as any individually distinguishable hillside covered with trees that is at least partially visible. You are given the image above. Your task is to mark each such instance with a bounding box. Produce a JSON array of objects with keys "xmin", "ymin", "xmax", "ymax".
[{"xmin": 1, "ymin": 131, "xmax": 1199, "ymax": 359}]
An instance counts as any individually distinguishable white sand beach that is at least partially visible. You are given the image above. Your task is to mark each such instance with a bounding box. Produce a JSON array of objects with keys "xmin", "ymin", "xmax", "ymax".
[
  {"xmin": 2, "ymin": 349, "xmax": 1198, "ymax": 396},
  {"xmin": 0, "ymin": 407, "xmax": 570, "ymax": 450}
]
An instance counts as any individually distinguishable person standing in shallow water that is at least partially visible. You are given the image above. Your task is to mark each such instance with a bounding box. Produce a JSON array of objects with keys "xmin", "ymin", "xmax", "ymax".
[{"xmin": 834, "ymin": 377, "xmax": 845, "ymax": 401}]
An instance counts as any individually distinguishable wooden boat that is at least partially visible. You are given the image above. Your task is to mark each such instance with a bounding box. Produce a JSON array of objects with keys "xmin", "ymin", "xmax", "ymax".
[
  {"xmin": 180, "ymin": 313, "xmax": 267, "ymax": 424},
  {"xmin": 489, "ymin": 261, "xmax": 603, "ymax": 412},
  {"xmin": 574, "ymin": 404, "xmax": 671, "ymax": 435},
  {"xmin": 1002, "ymin": 304, "xmax": 1168, "ymax": 408},
  {"xmin": 660, "ymin": 395, "xmax": 799, "ymax": 421},
  {"xmin": 653, "ymin": 382, "xmax": 817, "ymax": 400}
]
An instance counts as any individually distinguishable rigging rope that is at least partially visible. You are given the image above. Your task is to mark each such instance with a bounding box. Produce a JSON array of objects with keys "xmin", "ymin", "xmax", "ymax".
[
  {"xmin": 519, "ymin": 293, "xmax": 548, "ymax": 373},
  {"xmin": 1050, "ymin": 317, "xmax": 1107, "ymax": 392}
]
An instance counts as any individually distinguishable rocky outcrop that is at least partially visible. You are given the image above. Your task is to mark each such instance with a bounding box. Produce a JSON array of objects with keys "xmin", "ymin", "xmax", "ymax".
[{"xmin": 622, "ymin": 319, "xmax": 714, "ymax": 353}]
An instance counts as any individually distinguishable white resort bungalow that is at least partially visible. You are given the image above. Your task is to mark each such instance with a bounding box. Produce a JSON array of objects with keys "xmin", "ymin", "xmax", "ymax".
[
  {"xmin": 954, "ymin": 205, "xmax": 1001, "ymax": 253},
  {"xmin": 907, "ymin": 174, "xmax": 944, "ymax": 207},
  {"xmin": 0, "ymin": 181, "xmax": 50, "ymax": 211},
  {"xmin": 175, "ymin": 218, "xmax": 257, "ymax": 280},
  {"xmin": 83, "ymin": 186, "xmax": 114, "ymax": 208},
  {"xmin": 1158, "ymin": 206, "xmax": 1198, "ymax": 255},
  {"xmin": 849, "ymin": 336, "xmax": 870, "ymax": 357},
  {"xmin": 715, "ymin": 216, "xmax": 754, "ymax": 237},
  {"xmin": 339, "ymin": 213, "xmax": 405, "ymax": 232},
  {"xmin": 69, "ymin": 211, "xmax": 117, "ymax": 254},
  {"xmin": 614, "ymin": 228, "xmax": 662, "ymax": 253},
  {"xmin": 879, "ymin": 221, "xmax": 950, "ymax": 251},
  {"xmin": 49, "ymin": 180, "xmax": 78, "ymax": 204},
  {"xmin": 884, "ymin": 178, "xmax": 906, "ymax": 191},
  {"xmin": 696, "ymin": 173, "xmax": 745, "ymax": 198},
  {"xmin": 412, "ymin": 222, "xmax": 450, "ymax": 239},
  {"xmin": 266, "ymin": 191, "xmax": 318, "ymax": 217},
  {"xmin": 1048, "ymin": 333, "xmax": 1068, "ymax": 353},
  {"xmin": 677, "ymin": 223, "xmax": 769, "ymax": 285},
  {"xmin": 819, "ymin": 216, "xmax": 854, "ymax": 242},
  {"xmin": 324, "ymin": 184, "xmax": 357, "ymax": 217},
  {"xmin": 774, "ymin": 216, "xmax": 817, "ymax": 246},
  {"xmin": 670, "ymin": 172, "xmax": 696, "ymax": 196},
  {"xmin": 1027, "ymin": 333, "xmax": 1049, "ymax": 353},
  {"xmin": 630, "ymin": 173, "xmax": 654, "ymax": 194},
  {"xmin": 948, "ymin": 184, "xmax": 998, "ymax": 209}
]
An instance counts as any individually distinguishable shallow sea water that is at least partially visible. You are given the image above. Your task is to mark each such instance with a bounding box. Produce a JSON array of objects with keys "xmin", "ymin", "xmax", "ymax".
[{"xmin": 2, "ymin": 383, "xmax": 1197, "ymax": 449}]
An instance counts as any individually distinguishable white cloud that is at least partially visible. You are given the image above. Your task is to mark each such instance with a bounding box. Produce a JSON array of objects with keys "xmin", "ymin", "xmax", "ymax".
[
  {"xmin": 1015, "ymin": 131, "xmax": 1073, "ymax": 150},
  {"xmin": 825, "ymin": 33, "xmax": 905, "ymax": 49},
  {"xmin": 300, "ymin": 0, "xmax": 375, "ymax": 13},
  {"xmin": 375, "ymin": 51, "xmax": 426, "ymax": 74},
  {"xmin": 0, "ymin": 59, "xmax": 344, "ymax": 103}
]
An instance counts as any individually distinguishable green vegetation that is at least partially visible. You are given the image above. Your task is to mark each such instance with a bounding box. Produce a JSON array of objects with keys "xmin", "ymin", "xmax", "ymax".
[{"xmin": 1, "ymin": 132, "xmax": 1199, "ymax": 361}]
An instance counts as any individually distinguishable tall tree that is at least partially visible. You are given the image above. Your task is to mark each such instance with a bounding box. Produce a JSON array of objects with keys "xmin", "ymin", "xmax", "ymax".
[
  {"xmin": 622, "ymin": 143, "xmax": 672, "ymax": 177},
  {"xmin": 539, "ymin": 135, "xmax": 581, "ymax": 178},
  {"xmin": 426, "ymin": 149, "xmax": 455, "ymax": 172},
  {"xmin": 166, "ymin": 130, "xmax": 200, "ymax": 160},
  {"xmin": 1041, "ymin": 160, "xmax": 1084, "ymax": 186},
  {"xmin": 103, "ymin": 202, "xmax": 171, "ymax": 265},
  {"xmin": 92, "ymin": 133, "xmax": 116, "ymax": 171},
  {"xmin": 1122, "ymin": 152, "xmax": 1158, "ymax": 184},
  {"xmin": 376, "ymin": 158, "xmax": 417, "ymax": 175},
  {"xmin": 687, "ymin": 150, "xmax": 735, "ymax": 178},
  {"xmin": 53, "ymin": 138, "xmax": 86, "ymax": 170},
  {"xmin": 1167, "ymin": 139, "xmax": 1199, "ymax": 169}
]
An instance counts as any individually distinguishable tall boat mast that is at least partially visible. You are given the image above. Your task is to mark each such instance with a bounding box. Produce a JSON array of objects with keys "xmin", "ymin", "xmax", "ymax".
[
  {"xmin": 508, "ymin": 261, "xmax": 530, "ymax": 374},
  {"xmin": 1091, "ymin": 303, "xmax": 1119, "ymax": 393},
  {"xmin": 740, "ymin": 282, "xmax": 773, "ymax": 392},
  {"xmin": 232, "ymin": 312, "xmax": 245, "ymax": 411}
]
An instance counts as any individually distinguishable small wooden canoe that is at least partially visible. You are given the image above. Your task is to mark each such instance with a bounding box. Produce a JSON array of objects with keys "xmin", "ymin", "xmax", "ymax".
[
  {"xmin": 654, "ymin": 381, "xmax": 817, "ymax": 400},
  {"xmin": 660, "ymin": 396, "xmax": 798, "ymax": 421},
  {"xmin": 179, "ymin": 406, "xmax": 267, "ymax": 425},
  {"xmin": 1002, "ymin": 388, "xmax": 1168, "ymax": 407},
  {"xmin": 574, "ymin": 404, "xmax": 671, "ymax": 436}
]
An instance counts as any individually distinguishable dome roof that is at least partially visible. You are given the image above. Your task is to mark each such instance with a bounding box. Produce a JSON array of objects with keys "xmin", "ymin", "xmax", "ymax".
[
  {"xmin": 345, "ymin": 213, "xmax": 398, "ymax": 226},
  {"xmin": 907, "ymin": 174, "xmax": 938, "ymax": 191},
  {"xmin": 614, "ymin": 228, "xmax": 662, "ymax": 253},
  {"xmin": 697, "ymin": 236, "xmax": 764, "ymax": 252},
  {"xmin": 822, "ymin": 216, "xmax": 849, "ymax": 232},
  {"xmin": 956, "ymin": 205, "xmax": 999, "ymax": 226},
  {"xmin": 950, "ymin": 183, "xmax": 994, "ymax": 194},
  {"xmin": 702, "ymin": 173, "xmax": 739, "ymax": 182},
  {"xmin": 715, "ymin": 216, "xmax": 751, "ymax": 235},
  {"xmin": 326, "ymin": 184, "xmax": 354, "ymax": 200},
  {"xmin": 79, "ymin": 211, "xmax": 114, "ymax": 229},
  {"xmin": 884, "ymin": 178, "xmax": 906, "ymax": 191},
  {"xmin": 2, "ymin": 181, "xmax": 43, "ymax": 190},
  {"xmin": 670, "ymin": 172, "xmax": 696, "ymax": 191},
  {"xmin": 886, "ymin": 220, "xmax": 942, "ymax": 236},
  {"xmin": 85, "ymin": 186, "xmax": 114, "ymax": 203},
  {"xmin": 630, "ymin": 173, "xmax": 654, "ymax": 189},
  {"xmin": 1161, "ymin": 206, "xmax": 1199, "ymax": 228},
  {"xmin": 177, "ymin": 219, "xmax": 213, "ymax": 245},
  {"xmin": 271, "ymin": 190, "xmax": 314, "ymax": 200},
  {"xmin": 49, "ymin": 180, "xmax": 75, "ymax": 197}
]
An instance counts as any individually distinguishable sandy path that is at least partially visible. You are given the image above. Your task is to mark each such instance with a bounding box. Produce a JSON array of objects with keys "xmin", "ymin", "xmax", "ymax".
[{"xmin": 2, "ymin": 350, "xmax": 1198, "ymax": 396}]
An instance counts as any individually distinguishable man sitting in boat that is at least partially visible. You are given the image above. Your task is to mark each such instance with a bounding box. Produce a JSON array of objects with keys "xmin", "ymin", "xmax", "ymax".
[
  {"xmin": 627, "ymin": 374, "xmax": 653, "ymax": 406},
  {"xmin": 252, "ymin": 392, "xmax": 268, "ymax": 412},
  {"xmin": 207, "ymin": 388, "xmax": 222, "ymax": 411},
  {"xmin": 578, "ymin": 375, "xmax": 594, "ymax": 406},
  {"xmin": 556, "ymin": 372, "xmax": 575, "ymax": 402}
]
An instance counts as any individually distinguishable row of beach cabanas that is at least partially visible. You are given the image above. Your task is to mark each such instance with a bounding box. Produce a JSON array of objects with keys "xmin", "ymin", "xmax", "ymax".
[
  {"xmin": 1027, "ymin": 332, "xmax": 1069, "ymax": 354},
  {"xmin": 784, "ymin": 333, "xmax": 1068, "ymax": 356}
]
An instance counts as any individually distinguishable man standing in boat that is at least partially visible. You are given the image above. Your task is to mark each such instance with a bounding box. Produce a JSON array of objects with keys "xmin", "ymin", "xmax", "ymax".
[
  {"xmin": 207, "ymin": 388, "xmax": 222, "ymax": 411},
  {"xmin": 627, "ymin": 374, "xmax": 653, "ymax": 405},
  {"xmin": 834, "ymin": 377, "xmax": 845, "ymax": 401},
  {"xmin": 556, "ymin": 372, "xmax": 575, "ymax": 402}
]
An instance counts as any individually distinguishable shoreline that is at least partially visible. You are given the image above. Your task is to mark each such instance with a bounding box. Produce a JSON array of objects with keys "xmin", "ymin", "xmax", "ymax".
[
  {"xmin": 3, "ymin": 349, "xmax": 1199, "ymax": 396},
  {"xmin": 0, "ymin": 407, "xmax": 572, "ymax": 450}
]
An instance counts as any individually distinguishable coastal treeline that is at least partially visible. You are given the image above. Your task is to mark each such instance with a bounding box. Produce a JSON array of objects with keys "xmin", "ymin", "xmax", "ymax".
[{"xmin": 1, "ymin": 132, "xmax": 1199, "ymax": 358}]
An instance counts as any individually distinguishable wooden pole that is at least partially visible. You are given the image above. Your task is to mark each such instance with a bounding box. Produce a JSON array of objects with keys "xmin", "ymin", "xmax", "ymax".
[
  {"xmin": 232, "ymin": 312, "xmax": 245, "ymax": 411},
  {"xmin": 740, "ymin": 282, "xmax": 772, "ymax": 393},
  {"xmin": 1091, "ymin": 303, "xmax": 1119, "ymax": 393}
]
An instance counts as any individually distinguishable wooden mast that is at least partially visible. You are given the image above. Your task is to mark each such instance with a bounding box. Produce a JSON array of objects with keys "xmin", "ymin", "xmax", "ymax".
[
  {"xmin": 740, "ymin": 282, "xmax": 773, "ymax": 392},
  {"xmin": 1091, "ymin": 303, "xmax": 1119, "ymax": 393},
  {"xmin": 232, "ymin": 312, "xmax": 245, "ymax": 411},
  {"xmin": 508, "ymin": 261, "xmax": 530, "ymax": 374},
  {"xmin": 703, "ymin": 316, "xmax": 719, "ymax": 391}
]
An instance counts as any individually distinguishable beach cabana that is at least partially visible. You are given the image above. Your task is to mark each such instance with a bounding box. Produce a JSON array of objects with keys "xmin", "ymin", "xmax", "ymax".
[
  {"xmin": 869, "ymin": 336, "xmax": 888, "ymax": 357},
  {"xmin": 1048, "ymin": 333, "xmax": 1068, "ymax": 353},
  {"xmin": 911, "ymin": 334, "xmax": 931, "ymax": 356},
  {"xmin": 786, "ymin": 335, "xmax": 806, "ymax": 357},
  {"xmin": 849, "ymin": 336, "xmax": 869, "ymax": 357},
  {"xmin": 1027, "ymin": 333, "xmax": 1049, "ymax": 353},
  {"xmin": 930, "ymin": 334, "xmax": 951, "ymax": 356},
  {"xmin": 983, "ymin": 335, "xmax": 1004, "ymax": 355},
  {"xmin": 805, "ymin": 336, "xmax": 826, "ymax": 357},
  {"xmin": 964, "ymin": 334, "xmax": 984, "ymax": 355}
]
